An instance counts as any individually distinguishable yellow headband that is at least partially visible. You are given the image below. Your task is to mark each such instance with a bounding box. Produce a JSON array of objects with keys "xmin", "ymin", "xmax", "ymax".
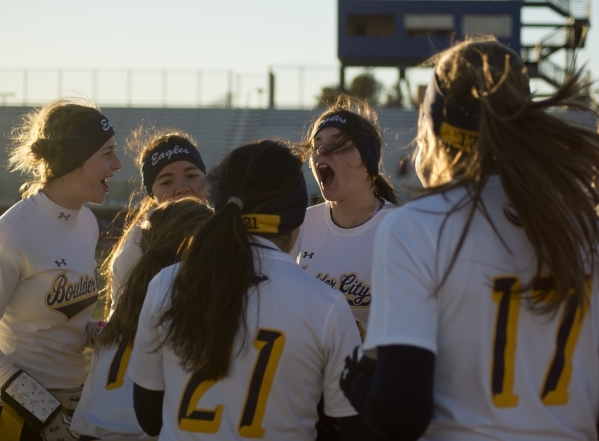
[
  {"xmin": 439, "ymin": 122, "xmax": 478, "ymax": 152},
  {"xmin": 241, "ymin": 214, "xmax": 281, "ymax": 234}
]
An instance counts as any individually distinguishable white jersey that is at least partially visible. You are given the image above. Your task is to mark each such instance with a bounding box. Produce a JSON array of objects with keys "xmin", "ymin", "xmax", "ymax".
[
  {"xmin": 0, "ymin": 191, "xmax": 99, "ymax": 389},
  {"xmin": 108, "ymin": 223, "xmax": 143, "ymax": 319},
  {"xmin": 295, "ymin": 200, "xmax": 395, "ymax": 333},
  {"xmin": 71, "ymin": 342, "xmax": 151, "ymax": 439},
  {"xmin": 129, "ymin": 236, "xmax": 361, "ymax": 441},
  {"xmin": 364, "ymin": 176, "xmax": 599, "ymax": 440}
]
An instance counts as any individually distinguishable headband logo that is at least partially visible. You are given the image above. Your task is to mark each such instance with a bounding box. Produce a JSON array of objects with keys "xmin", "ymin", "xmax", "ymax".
[
  {"xmin": 319, "ymin": 115, "xmax": 346, "ymax": 126},
  {"xmin": 241, "ymin": 214, "xmax": 281, "ymax": 234},
  {"xmin": 151, "ymin": 145, "xmax": 191, "ymax": 166},
  {"xmin": 439, "ymin": 122, "xmax": 478, "ymax": 152},
  {"xmin": 100, "ymin": 119, "xmax": 113, "ymax": 131}
]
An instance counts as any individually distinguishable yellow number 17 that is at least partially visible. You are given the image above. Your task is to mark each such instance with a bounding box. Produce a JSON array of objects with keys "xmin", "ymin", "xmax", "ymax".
[{"xmin": 491, "ymin": 276, "xmax": 589, "ymax": 408}]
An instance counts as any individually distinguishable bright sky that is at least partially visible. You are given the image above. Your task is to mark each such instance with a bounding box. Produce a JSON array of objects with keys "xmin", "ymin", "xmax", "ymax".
[{"xmin": 0, "ymin": 0, "xmax": 597, "ymax": 107}]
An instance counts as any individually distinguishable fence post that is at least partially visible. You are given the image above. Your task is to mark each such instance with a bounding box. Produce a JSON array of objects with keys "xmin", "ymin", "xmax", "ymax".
[
  {"xmin": 227, "ymin": 71, "xmax": 233, "ymax": 108},
  {"xmin": 127, "ymin": 70, "xmax": 133, "ymax": 108},
  {"xmin": 92, "ymin": 70, "xmax": 98, "ymax": 102},
  {"xmin": 196, "ymin": 70, "xmax": 202, "ymax": 107},
  {"xmin": 57, "ymin": 69, "xmax": 63, "ymax": 98},
  {"xmin": 23, "ymin": 69, "xmax": 28, "ymax": 106},
  {"xmin": 299, "ymin": 66, "xmax": 304, "ymax": 109},
  {"xmin": 268, "ymin": 69, "xmax": 275, "ymax": 109},
  {"xmin": 162, "ymin": 70, "xmax": 167, "ymax": 108},
  {"xmin": 237, "ymin": 74, "xmax": 243, "ymax": 108}
]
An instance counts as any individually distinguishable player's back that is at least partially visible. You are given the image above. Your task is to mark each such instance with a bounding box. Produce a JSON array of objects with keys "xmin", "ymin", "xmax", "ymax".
[
  {"xmin": 377, "ymin": 176, "xmax": 599, "ymax": 440},
  {"xmin": 130, "ymin": 240, "xmax": 361, "ymax": 441},
  {"xmin": 71, "ymin": 342, "xmax": 148, "ymax": 439}
]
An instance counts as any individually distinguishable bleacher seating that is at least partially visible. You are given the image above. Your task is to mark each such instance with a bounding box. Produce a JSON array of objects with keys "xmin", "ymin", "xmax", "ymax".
[{"xmin": 0, "ymin": 106, "xmax": 595, "ymax": 211}]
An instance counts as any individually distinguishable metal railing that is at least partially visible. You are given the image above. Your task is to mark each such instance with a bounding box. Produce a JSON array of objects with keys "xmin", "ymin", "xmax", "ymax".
[
  {"xmin": 572, "ymin": 0, "xmax": 591, "ymax": 18},
  {"xmin": 538, "ymin": 26, "xmax": 570, "ymax": 57},
  {"xmin": 547, "ymin": 0, "xmax": 570, "ymax": 14},
  {"xmin": 0, "ymin": 65, "xmax": 339, "ymax": 109},
  {"xmin": 538, "ymin": 59, "xmax": 567, "ymax": 87},
  {"xmin": 522, "ymin": 26, "xmax": 569, "ymax": 63},
  {"xmin": 525, "ymin": 0, "xmax": 590, "ymax": 18}
]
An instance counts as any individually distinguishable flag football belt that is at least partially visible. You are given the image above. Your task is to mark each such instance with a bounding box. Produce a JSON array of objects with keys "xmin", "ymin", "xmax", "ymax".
[
  {"xmin": 48, "ymin": 386, "xmax": 82, "ymax": 411},
  {"xmin": 0, "ymin": 370, "xmax": 82, "ymax": 440}
]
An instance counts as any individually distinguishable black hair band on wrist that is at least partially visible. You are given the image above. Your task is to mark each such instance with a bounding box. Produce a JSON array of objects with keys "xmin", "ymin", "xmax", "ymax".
[{"xmin": 141, "ymin": 140, "xmax": 206, "ymax": 196}]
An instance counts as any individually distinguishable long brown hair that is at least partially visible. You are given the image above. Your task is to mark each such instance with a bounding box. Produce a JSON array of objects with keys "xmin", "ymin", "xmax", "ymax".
[
  {"xmin": 304, "ymin": 94, "xmax": 400, "ymax": 205},
  {"xmin": 101, "ymin": 125, "xmax": 201, "ymax": 319},
  {"xmin": 159, "ymin": 140, "xmax": 304, "ymax": 379},
  {"xmin": 8, "ymin": 98, "xmax": 102, "ymax": 197},
  {"xmin": 418, "ymin": 36, "xmax": 599, "ymax": 313},
  {"xmin": 98, "ymin": 197, "xmax": 213, "ymax": 351}
]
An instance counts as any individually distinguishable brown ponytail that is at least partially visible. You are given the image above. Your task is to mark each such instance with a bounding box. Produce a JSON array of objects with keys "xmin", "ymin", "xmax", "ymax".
[
  {"xmin": 418, "ymin": 36, "xmax": 599, "ymax": 314},
  {"xmin": 159, "ymin": 140, "xmax": 305, "ymax": 379},
  {"xmin": 98, "ymin": 197, "xmax": 213, "ymax": 351}
]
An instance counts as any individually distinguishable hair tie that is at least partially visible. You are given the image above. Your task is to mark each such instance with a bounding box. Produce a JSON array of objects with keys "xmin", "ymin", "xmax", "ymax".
[{"xmin": 227, "ymin": 196, "xmax": 244, "ymax": 210}]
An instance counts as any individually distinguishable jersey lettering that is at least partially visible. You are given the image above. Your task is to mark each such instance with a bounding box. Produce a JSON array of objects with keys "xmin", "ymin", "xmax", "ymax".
[
  {"xmin": 315, "ymin": 272, "xmax": 371, "ymax": 308},
  {"xmin": 45, "ymin": 272, "xmax": 98, "ymax": 320},
  {"xmin": 106, "ymin": 341, "xmax": 133, "ymax": 390},
  {"xmin": 315, "ymin": 273, "xmax": 338, "ymax": 289},
  {"xmin": 490, "ymin": 275, "xmax": 590, "ymax": 408},
  {"xmin": 178, "ymin": 328, "xmax": 286, "ymax": 438},
  {"xmin": 491, "ymin": 277, "xmax": 521, "ymax": 407}
]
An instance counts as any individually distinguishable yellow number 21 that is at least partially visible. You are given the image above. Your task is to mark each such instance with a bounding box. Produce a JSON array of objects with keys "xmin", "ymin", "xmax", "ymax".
[{"xmin": 178, "ymin": 328, "xmax": 285, "ymax": 438}]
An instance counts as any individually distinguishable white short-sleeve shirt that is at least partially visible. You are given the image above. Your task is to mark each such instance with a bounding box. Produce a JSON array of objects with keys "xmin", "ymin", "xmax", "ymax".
[
  {"xmin": 364, "ymin": 176, "xmax": 599, "ymax": 440},
  {"xmin": 295, "ymin": 201, "xmax": 395, "ymax": 334},
  {"xmin": 129, "ymin": 237, "xmax": 361, "ymax": 441}
]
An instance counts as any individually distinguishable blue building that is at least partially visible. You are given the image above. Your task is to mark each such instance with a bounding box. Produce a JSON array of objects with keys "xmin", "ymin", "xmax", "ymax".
[
  {"xmin": 337, "ymin": 0, "xmax": 590, "ymax": 90},
  {"xmin": 339, "ymin": 0, "xmax": 521, "ymax": 67}
]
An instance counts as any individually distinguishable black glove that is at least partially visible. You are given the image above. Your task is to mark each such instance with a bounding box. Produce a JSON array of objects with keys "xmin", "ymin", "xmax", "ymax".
[{"xmin": 339, "ymin": 346, "xmax": 377, "ymax": 401}]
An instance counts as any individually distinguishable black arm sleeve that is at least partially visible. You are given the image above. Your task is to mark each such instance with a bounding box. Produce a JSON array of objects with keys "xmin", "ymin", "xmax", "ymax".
[
  {"xmin": 133, "ymin": 382, "xmax": 164, "ymax": 436},
  {"xmin": 346, "ymin": 345, "xmax": 435, "ymax": 441}
]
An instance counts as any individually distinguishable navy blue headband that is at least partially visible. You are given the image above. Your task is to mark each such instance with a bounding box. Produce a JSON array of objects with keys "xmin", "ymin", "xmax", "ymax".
[
  {"xmin": 53, "ymin": 111, "xmax": 115, "ymax": 179},
  {"xmin": 315, "ymin": 114, "xmax": 380, "ymax": 176},
  {"xmin": 217, "ymin": 174, "xmax": 308, "ymax": 237},
  {"xmin": 422, "ymin": 72, "xmax": 481, "ymax": 152},
  {"xmin": 141, "ymin": 140, "xmax": 206, "ymax": 196}
]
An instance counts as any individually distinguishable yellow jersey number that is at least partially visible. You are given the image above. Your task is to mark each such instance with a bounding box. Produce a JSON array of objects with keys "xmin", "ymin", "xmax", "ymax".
[
  {"xmin": 491, "ymin": 275, "xmax": 589, "ymax": 408},
  {"xmin": 106, "ymin": 341, "xmax": 133, "ymax": 390},
  {"xmin": 178, "ymin": 328, "xmax": 285, "ymax": 438}
]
